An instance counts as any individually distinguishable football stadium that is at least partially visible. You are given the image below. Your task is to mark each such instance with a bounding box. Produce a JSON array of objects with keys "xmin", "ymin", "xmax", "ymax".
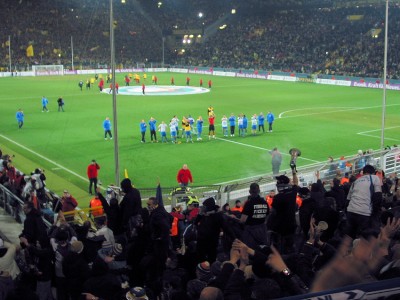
[{"xmin": 0, "ymin": 0, "xmax": 400, "ymax": 299}]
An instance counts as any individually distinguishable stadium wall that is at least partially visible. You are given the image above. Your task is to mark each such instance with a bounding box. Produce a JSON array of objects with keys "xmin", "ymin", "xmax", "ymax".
[{"xmin": 2, "ymin": 67, "xmax": 400, "ymax": 89}]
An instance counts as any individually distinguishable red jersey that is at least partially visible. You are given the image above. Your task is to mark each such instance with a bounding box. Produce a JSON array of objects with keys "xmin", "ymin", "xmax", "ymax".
[
  {"xmin": 208, "ymin": 116, "xmax": 215, "ymax": 125},
  {"xmin": 87, "ymin": 162, "xmax": 100, "ymax": 179},
  {"xmin": 177, "ymin": 168, "xmax": 193, "ymax": 185}
]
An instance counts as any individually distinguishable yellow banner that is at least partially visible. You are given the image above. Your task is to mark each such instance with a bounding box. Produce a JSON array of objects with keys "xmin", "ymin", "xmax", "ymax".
[{"xmin": 26, "ymin": 44, "xmax": 34, "ymax": 57}]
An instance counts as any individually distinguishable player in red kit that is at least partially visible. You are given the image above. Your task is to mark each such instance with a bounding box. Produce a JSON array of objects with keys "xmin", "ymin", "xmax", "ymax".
[
  {"xmin": 200, "ymin": 78, "xmax": 203, "ymax": 87},
  {"xmin": 208, "ymin": 79, "xmax": 212, "ymax": 89},
  {"xmin": 208, "ymin": 113, "xmax": 216, "ymax": 140},
  {"xmin": 171, "ymin": 77, "xmax": 175, "ymax": 85},
  {"xmin": 186, "ymin": 77, "xmax": 190, "ymax": 86},
  {"xmin": 98, "ymin": 78, "xmax": 104, "ymax": 91},
  {"xmin": 142, "ymin": 83, "xmax": 145, "ymax": 95}
]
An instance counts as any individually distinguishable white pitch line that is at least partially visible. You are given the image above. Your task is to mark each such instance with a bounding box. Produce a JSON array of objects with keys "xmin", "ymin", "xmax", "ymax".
[
  {"xmin": 357, "ymin": 126, "xmax": 400, "ymax": 134},
  {"xmin": 357, "ymin": 133, "xmax": 400, "ymax": 142},
  {"xmin": 214, "ymin": 137, "xmax": 320, "ymax": 163},
  {"xmin": 0, "ymin": 134, "xmax": 89, "ymax": 183},
  {"xmin": 279, "ymin": 104, "xmax": 400, "ymax": 119}
]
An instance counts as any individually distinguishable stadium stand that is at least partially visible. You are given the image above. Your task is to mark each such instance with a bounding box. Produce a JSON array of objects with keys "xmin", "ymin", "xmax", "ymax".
[{"xmin": 0, "ymin": 0, "xmax": 399, "ymax": 78}]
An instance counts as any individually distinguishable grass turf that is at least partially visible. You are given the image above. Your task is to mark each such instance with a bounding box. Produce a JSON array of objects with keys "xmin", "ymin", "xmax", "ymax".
[{"xmin": 1, "ymin": 73, "xmax": 399, "ymax": 206}]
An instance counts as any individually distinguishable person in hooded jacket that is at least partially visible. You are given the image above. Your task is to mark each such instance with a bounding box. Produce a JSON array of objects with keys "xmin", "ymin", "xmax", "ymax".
[
  {"xmin": 119, "ymin": 178, "xmax": 142, "ymax": 234},
  {"xmin": 195, "ymin": 197, "xmax": 236, "ymax": 264}
]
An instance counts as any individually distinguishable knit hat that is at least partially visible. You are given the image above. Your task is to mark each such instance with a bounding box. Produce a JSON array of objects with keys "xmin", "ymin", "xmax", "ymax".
[
  {"xmin": 70, "ymin": 241, "xmax": 84, "ymax": 254},
  {"xmin": 126, "ymin": 287, "xmax": 148, "ymax": 300},
  {"xmin": 202, "ymin": 197, "xmax": 217, "ymax": 211},
  {"xmin": 196, "ymin": 261, "xmax": 212, "ymax": 282},
  {"xmin": 112, "ymin": 243, "xmax": 123, "ymax": 256}
]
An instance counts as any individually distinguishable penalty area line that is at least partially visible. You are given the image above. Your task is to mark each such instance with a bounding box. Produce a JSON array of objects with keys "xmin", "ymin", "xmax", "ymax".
[{"xmin": 0, "ymin": 134, "xmax": 89, "ymax": 183}]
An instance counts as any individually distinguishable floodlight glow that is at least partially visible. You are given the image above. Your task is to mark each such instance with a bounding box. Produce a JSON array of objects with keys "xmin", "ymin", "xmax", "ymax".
[
  {"xmin": 189, "ymin": 34, "xmax": 194, "ymax": 38},
  {"xmin": 158, "ymin": 2, "xmax": 162, "ymax": 8},
  {"xmin": 197, "ymin": 34, "xmax": 202, "ymax": 38},
  {"xmin": 187, "ymin": 39, "xmax": 191, "ymax": 44},
  {"xmin": 182, "ymin": 49, "xmax": 185, "ymax": 53},
  {"xmin": 219, "ymin": 24, "xmax": 227, "ymax": 30},
  {"xmin": 121, "ymin": 0, "xmax": 126, "ymax": 3},
  {"xmin": 198, "ymin": 12, "xmax": 203, "ymax": 18},
  {"xmin": 183, "ymin": 40, "xmax": 187, "ymax": 44},
  {"xmin": 231, "ymin": 9, "xmax": 236, "ymax": 14}
]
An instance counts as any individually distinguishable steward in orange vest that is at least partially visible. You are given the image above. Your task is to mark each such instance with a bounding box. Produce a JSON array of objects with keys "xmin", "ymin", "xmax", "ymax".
[{"xmin": 89, "ymin": 196, "xmax": 104, "ymax": 217}]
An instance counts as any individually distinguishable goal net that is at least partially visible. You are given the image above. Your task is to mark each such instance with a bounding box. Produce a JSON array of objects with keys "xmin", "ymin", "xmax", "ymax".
[{"xmin": 32, "ymin": 65, "xmax": 64, "ymax": 76}]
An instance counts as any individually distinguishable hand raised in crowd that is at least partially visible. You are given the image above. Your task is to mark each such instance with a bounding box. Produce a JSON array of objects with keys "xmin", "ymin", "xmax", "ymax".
[
  {"xmin": 311, "ymin": 236, "xmax": 384, "ymax": 292},
  {"xmin": 266, "ymin": 245, "xmax": 289, "ymax": 274}
]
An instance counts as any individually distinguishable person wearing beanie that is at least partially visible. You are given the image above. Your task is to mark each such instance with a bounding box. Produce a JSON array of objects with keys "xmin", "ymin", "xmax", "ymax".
[
  {"xmin": 345, "ymin": 164, "xmax": 382, "ymax": 239},
  {"xmin": 196, "ymin": 261, "xmax": 212, "ymax": 282},
  {"xmin": 235, "ymin": 183, "xmax": 270, "ymax": 250},
  {"xmin": 195, "ymin": 197, "xmax": 236, "ymax": 264}
]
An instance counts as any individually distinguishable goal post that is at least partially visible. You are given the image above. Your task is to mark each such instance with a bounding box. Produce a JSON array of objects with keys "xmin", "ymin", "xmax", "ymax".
[{"xmin": 32, "ymin": 65, "xmax": 64, "ymax": 76}]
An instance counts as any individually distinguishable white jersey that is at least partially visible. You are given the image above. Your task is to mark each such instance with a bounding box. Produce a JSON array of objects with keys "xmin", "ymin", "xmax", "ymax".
[
  {"xmin": 221, "ymin": 117, "xmax": 228, "ymax": 128},
  {"xmin": 158, "ymin": 123, "xmax": 167, "ymax": 132},
  {"xmin": 169, "ymin": 122, "xmax": 177, "ymax": 132},
  {"xmin": 251, "ymin": 117, "xmax": 257, "ymax": 126},
  {"xmin": 238, "ymin": 117, "xmax": 243, "ymax": 126}
]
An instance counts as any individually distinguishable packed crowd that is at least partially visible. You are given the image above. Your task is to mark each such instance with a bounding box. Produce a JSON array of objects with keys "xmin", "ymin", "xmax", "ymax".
[
  {"xmin": 1, "ymin": 147, "xmax": 400, "ymax": 300},
  {"xmin": 1, "ymin": 1, "xmax": 399, "ymax": 78}
]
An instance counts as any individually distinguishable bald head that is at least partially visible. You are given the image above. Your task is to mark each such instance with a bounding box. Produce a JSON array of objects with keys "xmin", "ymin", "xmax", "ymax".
[{"xmin": 199, "ymin": 287, "xmax": 223, "ymax": 300}]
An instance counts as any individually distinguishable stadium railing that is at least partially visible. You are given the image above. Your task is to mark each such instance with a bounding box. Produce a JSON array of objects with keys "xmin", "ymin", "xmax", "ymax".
[
  {"xmin": 0, "ymin": 184, "xmax": 52, "ymax": 228},
  {"xmin": 1, "ymin": 147, "xmax": 398, "ymax": 230}
]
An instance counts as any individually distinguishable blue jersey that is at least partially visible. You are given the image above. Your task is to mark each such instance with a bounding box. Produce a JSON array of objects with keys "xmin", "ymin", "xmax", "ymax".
[
  {"xmin": 42, "ymin": 97, "xmax": 48, "ymax": 106},
  {"xmin": 229, "ymin": 116, "xmax": 236, "ymax": 126},
  {"xmin": 149, "ymin": 119, "xmax": 157, "ymax": 131},
  {"xmin": 103, "ymin": 119, "xmax": 111, "ymax": 131},
  {"xmin": 243, "ymin": 117, "xmax": 248, "ymax": 128},
  {"xmin": 267, "ymin": 113, "xmax": 275, "ymax": 123},
  {"xmin": 258, "ymin": 115, "xmax": 265, "ymax": 125},
  {"xmin": 140, "ymin": 122, "xmax": 147, "ymax": 132},
  {"xmin": 197, "ymin": 120, "xmax": 203, "ymax": 131},
  {"xmin": 16, "ymin": 111, "xmax": 24, "ymax": 121}
]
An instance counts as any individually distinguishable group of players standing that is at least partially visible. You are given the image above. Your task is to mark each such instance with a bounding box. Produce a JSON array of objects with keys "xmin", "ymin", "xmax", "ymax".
[{"xmin": 136, "ymin": 106, "xmax": 275, "ymax": 144}]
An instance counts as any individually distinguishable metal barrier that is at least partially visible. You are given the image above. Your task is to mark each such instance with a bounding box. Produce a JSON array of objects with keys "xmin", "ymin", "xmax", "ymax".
[
  {"xmin": 0, "ymin": 184, "xmax": 53, "ymax": 228},
  {"xmin": 1, "ymin": 148, "xmax": 399, "ymax": 221}
]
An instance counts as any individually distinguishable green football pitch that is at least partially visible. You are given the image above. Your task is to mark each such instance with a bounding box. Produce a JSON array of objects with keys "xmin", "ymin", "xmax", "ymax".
[{"xmin": 0, "ymin": 73, "xmax": 399, "ymax": 205}]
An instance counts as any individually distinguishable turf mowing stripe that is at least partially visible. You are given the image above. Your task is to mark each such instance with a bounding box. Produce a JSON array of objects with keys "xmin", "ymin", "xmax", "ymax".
[
  {"xmin": 0, "ymin": 134, "xmax": 89, "ymax": 183},
  {"xmin": 214, "ymin": 137, "xmax": 320, "ymax": 163}
]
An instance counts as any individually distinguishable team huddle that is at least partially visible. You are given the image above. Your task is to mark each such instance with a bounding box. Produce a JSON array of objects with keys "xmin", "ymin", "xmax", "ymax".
[{"xmin": 103, "ymin": 106, "xmax": 276, "ymax": 144}]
